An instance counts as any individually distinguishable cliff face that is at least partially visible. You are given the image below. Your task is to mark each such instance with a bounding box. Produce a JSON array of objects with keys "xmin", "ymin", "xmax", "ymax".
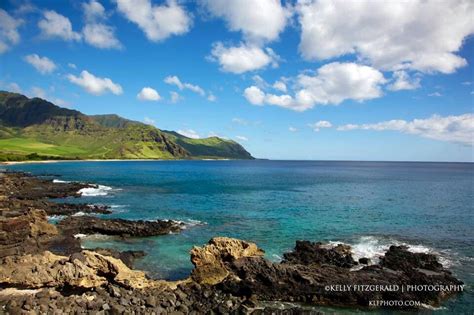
[{"xmin": 0, "ymin": 91, "xmax": 254, "ymax": 161}]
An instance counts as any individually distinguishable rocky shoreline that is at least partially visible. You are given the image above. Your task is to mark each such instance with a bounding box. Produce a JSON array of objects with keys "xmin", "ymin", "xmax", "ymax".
[{"xmin": 0, "ymin": 171, "xmax": 464, "ymax": 314}]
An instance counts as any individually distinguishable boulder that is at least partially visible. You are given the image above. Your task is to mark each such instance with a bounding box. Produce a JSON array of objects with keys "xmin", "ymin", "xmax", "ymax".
[
  {"xmin": 0, "ymin": 250, "xmax": 158, "ymax": 290},
  {"xmin": 190, "ymin": 237, "xmax": 264, "ymax": 285}
]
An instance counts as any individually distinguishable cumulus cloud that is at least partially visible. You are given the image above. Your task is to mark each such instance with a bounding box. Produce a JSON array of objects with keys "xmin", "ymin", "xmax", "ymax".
[
  {"xmin": 143, "ymin": 117, "xmax": 155, "ymax": 125},
  {"xmin": 169, "ymin": 91, "xmax": 182, "ymax": 103},
  {"xmin": 82, "ymin": 1, "xmax": 121, "ymax": 49},
  {"xmin": 207, "ymin": 93, "xmax": 217, "ymax": 102},
  {"xmin": 68, "ymin": 63, "xmax": 77, "ymax": 69},
  {"xmin": 387, "ymin": 71, "xmax": 421, "ymax": 91},
  {"xmin": 288, "ymin": 126, "xmax": 297, "ymax": 132},
  {"xmin": 297, "ymin": 0, "xmax": 474, "ymax": 74},
  {"xmin": 337, "ymin": 114, "xmax": 474, "ymax": 145},
  {"xmin": 243, "ymin": 62, "xmax": 386, "ymax": 111},
  {"xmin": 67, "ymin": 70, "xmax": 122, "ymax": 95},
  {"xmin": 210, "ymin": 42, "xmax": 279, "ymax": 74},
  {"xmin": 137, "ymin": 87, "xmax": 161, "ymax": 101},
  {"xmin": 308, "ymin": 120, "xmax": 332, "ymax": 131},
  {"xmin": 24, "ymin": 54, "xmax": 57, "ymax": 74},
  {"xmin": 428, "ymin": 92, "xmax": 443, "ymax": 97},
  {"xmin": 38, "ymin": 10, "xmax": 81, "ymax": 41},
  {"xmin": 115, "ymin": 0, "xmax": 191, "ymax": 42},
  {"xmin": 0, "ymin": 9, "xmax": 23, "ymax": 53},
  {"xmin": 83, "ymin": 23, "xmax": 121, "ymax": 49},
  {"xmin": 164, "ymin": 75, "xmax": 205, "ymax": 96},
  {"xmin": 30, "ymin": 86, "xmax": 47, "ymax": 99},
  {"xmin": 177, "ymin": 129, "xmax": 200, "ymax": 139},
  {"xmin": 83, "ymin": 0, "xmax": 106, "ymax": 21},
  {"xmin": 273, "ymin": 80, "xmax": 287, "ymax": 92},
  {"xmin": 7, "ymin": 82, "xmax": 22, "ymax": 93},
  {"xmin": 202, "ymin": 0, "xmax": 289, "ymax": 43},
  {"xmin": 243, "ymin": 86, "xmax": 265, "ymax": 105},
  {"xmin": 235, "ymin": 135, "xmax": 248, "ymax": 141}
]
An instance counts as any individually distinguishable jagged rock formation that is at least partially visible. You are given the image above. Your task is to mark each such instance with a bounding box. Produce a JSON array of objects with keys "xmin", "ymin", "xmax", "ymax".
[
  {"xmin": 58, "ymin": 216, "xmax": 184, "ymax": 237},
  {"xmin": 190, "ymin": 237, "xmax": 265, "ymax": 285}
]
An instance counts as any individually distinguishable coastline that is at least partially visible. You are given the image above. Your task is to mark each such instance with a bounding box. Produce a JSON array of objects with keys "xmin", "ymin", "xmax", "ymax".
[
  {"xmin": 0, "ymin": 170, "xmax": 465, "ymax": 314},
  {"xmin": 0, "ymin": 158, "xmax": 234, "ymax": 165}
]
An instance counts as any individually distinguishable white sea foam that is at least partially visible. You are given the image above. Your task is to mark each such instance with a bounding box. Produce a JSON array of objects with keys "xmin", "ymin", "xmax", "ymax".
[
  {"xmin": 72, "ymin": 211, "xmax": 86, "ymax": 216},
  {"xmin": 53, "ymin": 179, "xmax": 70, "ymax": 183},
  {"xmin": 327, "ymin": 236, "xmax": 452, "ymax": 268},
  {"xmin": 179, "ymin": 219, "xmax": 208, "ymax": 229},
  {"xmin": 47, "ymin": 215, "xmax": 65, "ymax": 223},
  {"xmin": 73, "ymin": 234, "xmax": 87, "ymax": 239},
  {"xmin": 78, "ymin": 185, "xmax": 113, "ymax": 196}
]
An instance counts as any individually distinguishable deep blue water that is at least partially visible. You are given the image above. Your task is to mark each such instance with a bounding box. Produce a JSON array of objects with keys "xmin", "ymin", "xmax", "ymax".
[{"xmin": 5, "ymin": 160, "xmax": 474, "ymax": 314}]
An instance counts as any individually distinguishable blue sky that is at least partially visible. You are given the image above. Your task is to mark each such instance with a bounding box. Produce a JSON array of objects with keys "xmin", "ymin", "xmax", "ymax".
[{"xmin": 1, "ymin": 0, "xmax": 473, "ymax": 161}]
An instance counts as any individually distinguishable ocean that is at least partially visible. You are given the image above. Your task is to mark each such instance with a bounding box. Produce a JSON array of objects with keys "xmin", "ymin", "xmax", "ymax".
[{"xmin": 5, "ymin": 160, "xmax": 473, "ymax": 314}]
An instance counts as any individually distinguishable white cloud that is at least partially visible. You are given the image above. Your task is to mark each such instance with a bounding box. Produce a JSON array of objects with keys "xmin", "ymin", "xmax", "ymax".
[
  {"xmin": 207, "ymin": 93, "xmax": 217, "ymax": 102},
  {"xmin": 308, "ymin": 120, "xmax": 332, "ymax": 132},
  {"xmin": 83, "ymin": 0, "xmax": 106, "ymax": 21},
  {"xmin": 243, "ymin": 62, "xmax": 386, "ymax": 111},
  {"xmin": 38, "ymin": 10, "xmax": 81, "ymax": 41},
  {"xmin": 53, "ymin": 98, "xmax": 70, "ymax": 107},
  {"xmin": 137, "ymin": 87, "xmax": 161, "ymax": 101},
  {"xmin": 232, "ymin": 117, "xmax": 248, "ymax": 125},
  {"xmin": 288, "ymin": 126, "xmax": 297, "ymax": 132},
  {"xmin": 428, "ymin": 92, "xmax": 442, "ymax": 97},
  {"xmin": 67, "ymin": 70, "xmax": 123, "ymax": 95},
  {"xmin": 30, "ymin": 86, "xmax": 47, "ymax": 99},
  {"xmin": 7, "ymin": 82, "xmax": 22, "ymax": 93},
  {"xmin": 115, "ymin": 0, "xmax": 191, "ymax": 42},
  {"xmin": 169, "ymin": 91, "xmax": 181, "ymax": 103},
  {"xmin": 243, "ymin": 86, "xmax": 265, "ymax": 105},
  {"xmin": 83, "ymin": 23, "xmax": 121, "ymax": 49},
  {"xmin": 273, "ymin": 80, "xmax": 287, "ymax": 92},
  {"xmin": 82, "ymin": 1, "xmax": 121, "ymax": 49},
  {"xmin": 337, "ymin": 114, "xmax": 474, "ymax": 146},
  {"xmin": 26, "ymin": 87, "xmax": 69, "ymax": 107},
  {"xmin": 177, "ymin": 129, "xmax": 200, "ymax": 139},
  {"xmin": 387, "ymin": 71, "xmax": 421, "ymax": 91},
  {"xmin": 164, "ymin": 75, "xmax": 205, "ymax": 96},
  {"xmin": 297, "ymin": 0, "xmax": 474, "ymax": 74},
  {"xmin": 24, "ymin": 54, "xmax": 57, "ymax": 74},
  {"xmin": 202, "ymin": 0, "xmax": 290, "ymax": 43},
  {"xmin": 210, "ymin": 42, "xmax": 279, "ymax": 74},
  {"xmin": 461, "ymin": 81, "xmax": 472, "ymax": 86},
  {"xmin": 68, "ymin": 63, "xmax": 77, "ymax": 69},
  {"xmin": 235, "ymin": 135, "xmax": 248, "ymax": 141},
  {"xmin": 144, "ymin": 117, "xmax": 155, "ymax": 125},
  {"xmin": 0, "ymin": 9, "xmax": 23, "ymax": 53}
]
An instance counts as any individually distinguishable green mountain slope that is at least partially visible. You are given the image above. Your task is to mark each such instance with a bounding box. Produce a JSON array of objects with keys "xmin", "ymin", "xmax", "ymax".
[{"xmin": 0, "ymin": 91, "xmax": 254, "ymax": 161}]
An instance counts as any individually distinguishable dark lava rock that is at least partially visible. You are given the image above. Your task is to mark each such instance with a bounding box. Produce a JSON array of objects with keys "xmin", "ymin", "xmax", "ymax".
[
  {"xmin": 358, "ymin": 257, "xmax": 370, "ymax": 265},
  {"xmin": 216, "ymin": 240, "xmax": 463, "ymax": 309},
  {"xmin": 57, "ymin": 215, "xmax": 184, "ymax": 237},
  {"xmin": 380, "ymin": 245, "xmax": 444, "ymax": 272},
  {"xmin": 282, "ymin": 240, "xmax": 356, "ymax": 268}
]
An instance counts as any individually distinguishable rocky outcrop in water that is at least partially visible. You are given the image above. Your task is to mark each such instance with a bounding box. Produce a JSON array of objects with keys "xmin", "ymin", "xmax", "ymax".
[
  {"xmin": 191, "ymin": 238, "xmax": 463, "ymax": 309},
  {"xmin": 190, "ymin": 237, "xmax": 265, "ymax": 285},
  {"xmin": 0, "ymin": 171, "xmax": 465, "ymax": 313},
  {"xmin": 58, "ymin": 215, "xmax": 184, "ymax": 237}
]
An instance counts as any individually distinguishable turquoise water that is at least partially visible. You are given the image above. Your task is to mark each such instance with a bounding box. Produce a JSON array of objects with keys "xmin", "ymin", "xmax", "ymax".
[{"xmin": 5, "ymin": 160, "xmax": 473, "ymax": 313}]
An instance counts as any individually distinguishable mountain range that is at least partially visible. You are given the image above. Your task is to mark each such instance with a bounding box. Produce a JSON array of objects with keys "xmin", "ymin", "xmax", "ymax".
[{"xmin": 0, "ymin": 91, "xmax": 253, "ymax": 161}]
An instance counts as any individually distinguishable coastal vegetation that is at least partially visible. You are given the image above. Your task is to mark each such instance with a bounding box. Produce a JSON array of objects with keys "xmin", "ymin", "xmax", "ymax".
[{"xmin": 0, "ymin": 91, "xmax": 253, "ymax": 161}]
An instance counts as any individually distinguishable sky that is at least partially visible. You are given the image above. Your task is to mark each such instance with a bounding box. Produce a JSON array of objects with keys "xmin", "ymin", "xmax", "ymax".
[{"xmin": 0, "ymin": 0, "xmax": 473, "ymax": 162}]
